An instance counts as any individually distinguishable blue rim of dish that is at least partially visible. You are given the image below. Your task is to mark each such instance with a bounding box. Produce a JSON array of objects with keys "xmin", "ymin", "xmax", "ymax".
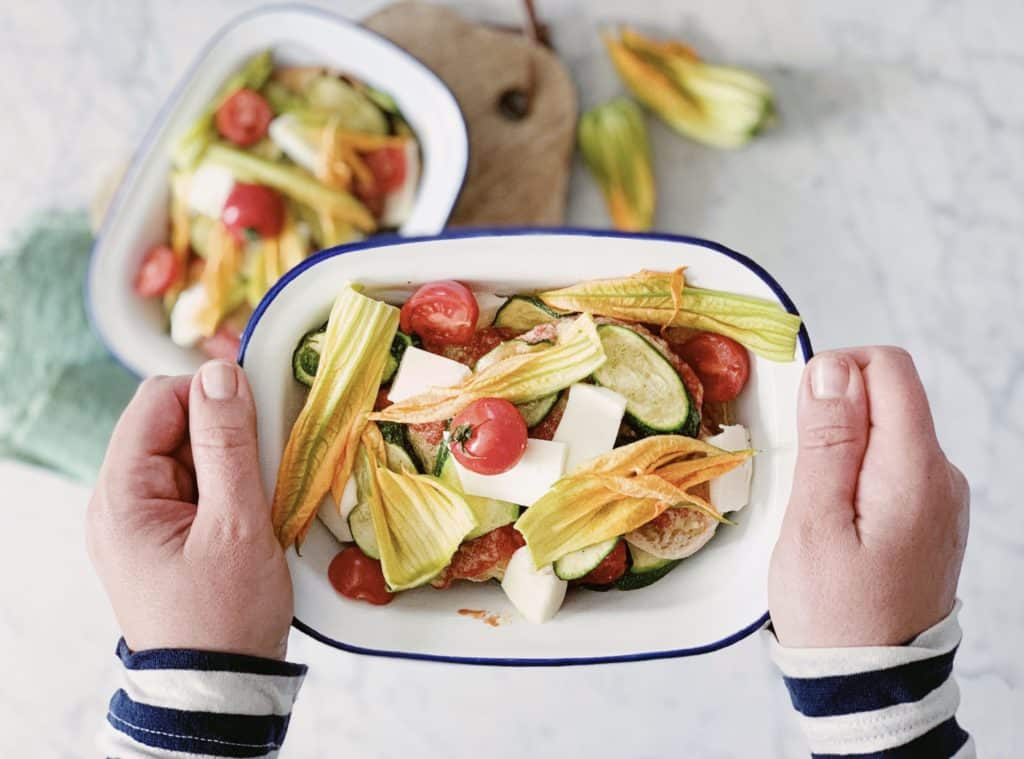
[
  {"xmin": 84, "ymin": 2, "xmax": 469, "ymax": 378},
  {"xmin": 238, "ymin": 226, "xmax": 815, "ymax": 667}
]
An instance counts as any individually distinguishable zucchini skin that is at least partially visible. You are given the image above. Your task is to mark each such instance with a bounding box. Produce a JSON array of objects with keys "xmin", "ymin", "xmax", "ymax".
[
  {"xmin": 626, "ymin": 383, "xmax": 701, "ymax": 439},
  {"xmin": 492, "ymin": 295, "xmax": 563, "ymax": 331},
  {"xmin": 378, "ymin": 421, "xmax": 422, "ymax": 473},
  {"xmin": 614, "ymin": 559, "xmax": 681, "ymax": 590}
]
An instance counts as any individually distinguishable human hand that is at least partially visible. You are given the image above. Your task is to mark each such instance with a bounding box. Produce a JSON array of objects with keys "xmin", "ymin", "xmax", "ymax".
[
  {"xmin": 768, "ymin": 347, "xmax": 969, "ymax": 648},
  {"xmin": 87, "ymin": 361, "xmax": 292, "ymax": 659}
]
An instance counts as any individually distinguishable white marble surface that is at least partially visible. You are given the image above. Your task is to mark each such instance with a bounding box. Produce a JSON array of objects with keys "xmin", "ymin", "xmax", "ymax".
[{"xmin": 1, "ymin": 0, "xmax": 1021, "ymax": 755}]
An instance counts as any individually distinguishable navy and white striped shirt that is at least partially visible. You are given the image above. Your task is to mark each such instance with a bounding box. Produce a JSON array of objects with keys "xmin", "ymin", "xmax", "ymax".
[
  {"xmin": 768, "ymin": 602, "xmax": 974, "ymax": 757},
  {"xmin": 102, "ymin": 605, "xmax": 971, "ymax": 757}
]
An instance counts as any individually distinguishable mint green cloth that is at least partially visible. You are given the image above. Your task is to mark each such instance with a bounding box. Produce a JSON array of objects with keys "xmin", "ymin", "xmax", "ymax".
[{"xmin": 0, "ymin": 211, "xmax": 138, "ymax": 481}]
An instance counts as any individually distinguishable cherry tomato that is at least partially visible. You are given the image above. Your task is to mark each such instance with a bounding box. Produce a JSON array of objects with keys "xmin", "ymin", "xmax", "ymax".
[
  {"xmin": 364, "ymin": 147, "xmax": 407, "ymax": 194},
  {"xmin": 673, "ymin": 333, "xmax": 750, "ymax": 403},
  {"xmin": 354, "ymin": 147, "xmax": 408, "ymax": 219},
  {"xmin": 328, "ymin": 546, "xmax": 394, "ymax": 606},
  {"xmin": 578, "ymin": 540, "xmax": 628, "ymax": 586},
  {"xmin": 400, "ymin": 280, "xmax": 479, "ymax": 346},
  {"xmin": 215, "ymin": 88, "xmax": 272, "ymax": 147},
  {"xmin": 199, "ymin": 326, "xmax": 242, "ymax": 362},
  {"xmin": 133, "ymin": 244, "xmax": 180, "ymax": 297},
  {"xmin": 221, "ymin": 183, "xmax": 285, "ymax": 241},
  {"xmin": 449, "ymin": 398, "xmax": 527, "ymax": 475}
]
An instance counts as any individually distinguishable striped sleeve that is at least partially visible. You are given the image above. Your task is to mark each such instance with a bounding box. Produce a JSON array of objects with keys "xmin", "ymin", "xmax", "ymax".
[
  {"xmin": 766, "ymin": 602, "xmax": 975, "ymax": 758},
  {"xmin": 99, "ymin": 639, "xmax": 307, "ymax": 758}
]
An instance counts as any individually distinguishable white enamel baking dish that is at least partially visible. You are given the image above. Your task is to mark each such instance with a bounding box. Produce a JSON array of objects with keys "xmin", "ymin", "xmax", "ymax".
[
  {"xmin": 239, "ymin": 229, "xmax": 813, "ymax": 666},
  {"xmin": 88, "ymin": 5, "xmax": 468, "ymax": 378}
]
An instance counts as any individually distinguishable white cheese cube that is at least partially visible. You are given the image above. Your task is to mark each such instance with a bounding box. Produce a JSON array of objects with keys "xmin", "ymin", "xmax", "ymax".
[
  {"xmin": 473, "ymin": 292, "xmax": 507, "ymax": 329},
  {"xmin": 317, "ymin": 477, "xmax": 359, "ymax": 543},
  {"xmin": 501, "ymin": 546, "xmax": 567, "ymax": 623},
  {"xmin": 382, "ymin": 140, "xmax": 421, "ymax": 227},
  {"xmin": 267, "ymin": 114, "xmax": 319, "ymax": 174},
  {"xmin": 553, "ymin": 384, "xmax": 628, "ymax": 472},
  {"xmin": 187, "ymin": 162, "xmax": 235, "ymax": 218},
  {"xmin": 704, "ymin": 424, "xmax": 753, "ymax": 512},
  {"xmin": 453, "ymin": 438, "xmax": 567, "ymax": 506},
  {"xmin": 169, "ymin": 283, "xmax": 208, "ymax": 348},
  {"xmin": 387, "ymin": 347, "xmax": 471, "ymax": 402}
]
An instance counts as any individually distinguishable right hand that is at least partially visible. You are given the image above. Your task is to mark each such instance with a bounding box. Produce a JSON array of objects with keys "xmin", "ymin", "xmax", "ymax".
[
  {"xmin": 87, "ymin": 361, "xmax": 293, "ymax": 660},
  {"xmin": 768, "ymin": 347, "xmax": 970, "ymax": 648}
]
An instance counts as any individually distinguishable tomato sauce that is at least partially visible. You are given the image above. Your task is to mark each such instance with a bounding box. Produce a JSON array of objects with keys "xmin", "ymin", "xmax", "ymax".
[
  {"xmin": 432, "ymin": 524, "xmax": 524, "ymax": 589},
  {"xmin": 576, "ymin": 540, "xmax": 628, "ymax": 586}
]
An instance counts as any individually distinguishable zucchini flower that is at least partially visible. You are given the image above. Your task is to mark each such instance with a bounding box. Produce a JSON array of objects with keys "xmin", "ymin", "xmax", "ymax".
[
  {"xmin": 578, "ymin": 97, "xmax": 656, "ymax": 232},
  {"xmin": 605, "ymin": 28, "xmax": 775, "ymax": 149}
]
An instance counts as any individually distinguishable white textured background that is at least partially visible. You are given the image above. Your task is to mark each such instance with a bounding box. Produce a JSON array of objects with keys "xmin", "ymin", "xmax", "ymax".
[{"xmin": 1, "ymin": 0, "xmax": 1021, "ymax": 756}]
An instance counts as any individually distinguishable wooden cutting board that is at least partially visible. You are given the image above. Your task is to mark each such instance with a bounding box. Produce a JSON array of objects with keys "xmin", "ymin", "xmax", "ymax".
[{"xmin": 365, "ymin": 2, "xmax": 577, "ymax": 226}]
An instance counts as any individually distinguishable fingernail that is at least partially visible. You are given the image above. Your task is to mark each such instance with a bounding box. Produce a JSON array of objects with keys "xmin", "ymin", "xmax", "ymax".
[
  {"xmin": 201, "ymin": 361, "xmax": 238, "ymax": 400},
  {"xmin": 810, "ymin": 355, "xmax": 851, "ymax": 399}
]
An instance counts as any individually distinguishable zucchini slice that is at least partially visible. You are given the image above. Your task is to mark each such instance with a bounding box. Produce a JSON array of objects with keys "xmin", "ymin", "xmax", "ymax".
[
  {"xmin": 434, "ymin": 446, "xmax": 519, "ymax": 540},
  {"xmin": 615, "ymin": 543, "xmax": 681, "ymax": 590},
  {"xmin": 492, "ymin": 296, "xmax": 565, "ymax": 331},
  {"xmin": 592, "ymin": 323, "xmax": 699, "ymax": 436},
  {"xmin": 382, "ymin": 330, "xmax": 416, "ymax": 384},
  {"xmin": 518, "ymin": 393, "xmax": 559, "ymax": 428},
  {"xmin": 292, "ymin": 326, "xmax": 326, "ymax": 386},
  {"xmin": 554, "ymin": 537, "xmax": 620, "ymax": 580},
  {"xmin": 378, "ymin": 421, "xmax": 421, "ymax": 474},
  {"xmin": 347, "ymin": 502, "xmax": 380, "ymax": 559}
]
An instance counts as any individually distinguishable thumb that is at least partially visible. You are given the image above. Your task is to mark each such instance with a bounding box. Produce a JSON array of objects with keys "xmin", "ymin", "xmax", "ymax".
[
  {"xmin": 188, "ymin": 360, "xmax": 269, "ymax": 539},
  {"xmin": 787, "ymin": 352, "xmax": 870, "ymax": 528}
]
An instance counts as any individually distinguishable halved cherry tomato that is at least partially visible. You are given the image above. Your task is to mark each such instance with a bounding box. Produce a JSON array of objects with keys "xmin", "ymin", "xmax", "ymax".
[
  {"xmin": 365, "ymin": 147, "xmax": 407, "ymax": 194},
  {"xmin": 578, "ymin": 540, "xmax": 628, "ymax": 586},
  {"xmin": 133, "ymin": 244, "xmax": 180, "ymax": 297},
  {"xmin": 400, "ymin": 280, "xmax": 479, "ymax": 346},
  {"xmin": 215, "ymin": 89, "xmax": 272, "ymax": 147},
  {"xmin": 449, "ymin": 397, "xmax": 527, "ymax": 475},
  {"xmin": 673, "ymin": 333, "xmax": 750, "ymax": 403},
  {"xmin": 328, "ymin": 546, "xmax": 394, "ymax": 605},
  {"xmin": 354, "ymin": 147, "xmax": 408, "ymax": 219},
  {"xmin": 199, "ymin": 326, "xmax": 242, "ymax": 362},
  {"xmin": 221, "ymin": 183, "xmax": 285, "ymax": 241}
]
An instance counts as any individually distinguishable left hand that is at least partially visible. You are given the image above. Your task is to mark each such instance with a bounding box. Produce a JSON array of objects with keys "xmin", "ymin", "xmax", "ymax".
[{"xmin": 87, "ymin": 361, "xmax": 293, "ymax": 659}]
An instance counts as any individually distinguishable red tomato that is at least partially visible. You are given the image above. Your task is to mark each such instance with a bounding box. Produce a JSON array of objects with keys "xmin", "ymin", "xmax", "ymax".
[
  {"xmin": 328, "ymin": 546, "xmax": 394, "ymax": 605},
  {"xmin": 221, "ymin": 183, "xmax": 285, "ymax": 241},
  {"xmin": 400, "ymin": 280, "xmax": 479, "ymax": 346},
  {"xmin": 578, "ymin": 540, "xmax": 628, "ymax": 586},
  {"xmin": 215, "ymin": 88, "xmax": 272, "ymax": 147},
  {"xmin": 354, "ymin": 147, "xmax": 408, "ymax": 219},
  {"xmin": 199, "ymin": 326, "xmax": 242, "ymax": 362},
  {"xmin": 673, "ymin": 333, "xmax": 750, "ymax": 403},
  {"xmin": 449, "ymin": 398, "xmax": 528, "ymax": 475},
  {"xmin": 365, "ymin": 147, "xmax": 407, "ymax": 194},
  {"xmin": 133, "ymin": 244, "xmax": 180, "ymax": 297}
]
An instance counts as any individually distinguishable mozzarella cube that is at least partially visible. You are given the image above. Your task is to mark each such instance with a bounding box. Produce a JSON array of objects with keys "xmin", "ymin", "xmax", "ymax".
[
  {"xmin": 187, "ymin": 162, "xmax": 235, "ymax": 218},
  {"xmin": 268, "ymin": 114, "xmax": 319, "ymax": 174},
  {"xmin": 169, "ymin": 283, "xmax": 208, "ymax": 348},
  {"xmin": 473, "ymin": 292, "xmax": 507, "ymax": 329},
  {"xmin": 501, "ymin": 546, "xmax": 567, "ymax": 623},
  {"xmin": 387, "ymin": 347, "xmax": 471, "ymax": 402},
  {"xmin": 453, "ymin": 438, "xmax": 567, "ymax": 506},
  {"xmin": 553, "ymin": 384, "xmax": 628, "ymax": 472},
  {"xmin": 317, "ymin": 477, "xmax": 359, "ymax": 543},
  {"xmin": 704, "ymin": 424, "xmax": 753, "ymax": 512},
  {"xmin": 382, "ymin": 140, "xmax": 420, "ymax": 227}
]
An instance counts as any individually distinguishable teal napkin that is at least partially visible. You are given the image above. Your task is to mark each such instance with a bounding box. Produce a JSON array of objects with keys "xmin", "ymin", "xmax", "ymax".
[{"xmin": 0, "ymin": 211, "xmax": 138, "ymax": 481}]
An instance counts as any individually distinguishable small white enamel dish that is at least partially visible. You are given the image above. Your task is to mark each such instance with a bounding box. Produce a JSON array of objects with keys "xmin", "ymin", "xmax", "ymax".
[
  {"xmin": 88, "ymin": 5, "xmax": 468, "ymax": 378},
  {"xmin": 240, "ymin": 229, "xmax": 813, "ymax": 666}
]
